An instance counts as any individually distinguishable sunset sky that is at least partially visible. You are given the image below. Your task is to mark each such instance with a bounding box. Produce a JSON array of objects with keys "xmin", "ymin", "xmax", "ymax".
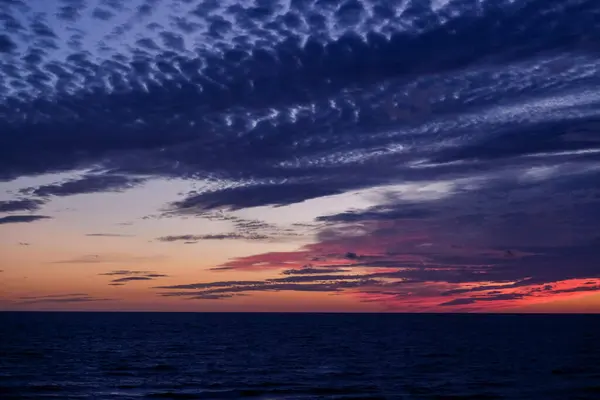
[{"xmin": 1, "ymin": 0, "xmax": 599, "ymax": 313}]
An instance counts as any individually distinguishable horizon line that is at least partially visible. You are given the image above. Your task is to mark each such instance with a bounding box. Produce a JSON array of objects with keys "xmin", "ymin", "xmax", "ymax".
[{"xmin": 1, "ymin": 310, "xmax": 599, "ymax": 315}]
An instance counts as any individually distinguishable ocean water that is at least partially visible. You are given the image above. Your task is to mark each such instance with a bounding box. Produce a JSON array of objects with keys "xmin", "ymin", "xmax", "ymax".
[{"xmin": 1, "ymin": 313, "xmax": 599, "ymax": 400}]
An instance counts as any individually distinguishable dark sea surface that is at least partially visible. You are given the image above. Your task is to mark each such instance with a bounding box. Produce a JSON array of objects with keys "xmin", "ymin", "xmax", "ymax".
[{"xmin": 1, "ymin": 313, "xmax": 599, "ymax": 400}]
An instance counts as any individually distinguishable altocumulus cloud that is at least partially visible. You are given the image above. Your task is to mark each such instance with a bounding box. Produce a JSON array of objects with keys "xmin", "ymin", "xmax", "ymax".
[{"xmin": 0, "ymin": 0, "xmax": 599, "ymax": 212}]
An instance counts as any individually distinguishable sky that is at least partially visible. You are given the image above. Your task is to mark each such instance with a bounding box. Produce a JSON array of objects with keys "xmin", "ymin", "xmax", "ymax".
[{"xmin": 1, "ymin": 0, "xmax": 600, "ymax": 313}]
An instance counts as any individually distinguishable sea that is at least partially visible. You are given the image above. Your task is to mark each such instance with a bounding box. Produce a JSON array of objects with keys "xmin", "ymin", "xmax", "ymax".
[{"xmin": 1, "ymin": 313, "xmax": 599, "ymax": 399}]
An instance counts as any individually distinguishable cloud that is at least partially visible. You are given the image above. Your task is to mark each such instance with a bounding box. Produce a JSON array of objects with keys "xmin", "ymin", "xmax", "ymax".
[
  {"xmin": 552, "ymin": 284, "xmax": 600, "ymax": 294},
  {"xmin": 0, "ymin": 198, "xmax": 45, "ymax": 212},
  {"xmin": 86, "ymin": 233, "xmax": 134, "ymax": 237},
  {"xmin": 1, "ymin": 0, "xmax": 600, "ymax": 311},
  {"xmin": 189, "ymin": 294, "xmax": 238, "ymax": 300},
  {"xmin": 99, "ymin": 270, "xmax": 169, "ymax": 285},
  {"xmin": 111, "ymin": 276, "xmax": 154, "ymax": 283},
  {"xmin": 154, "ymin": 163, "xmax": 600, "ymax": 309},
  {"xmin": 53, "ymin": 254, "xmax": 166, "ymax": 264},
  {"xmin": 155, "ymin": 280, "xmax": 265, "ymax": 290},
  {"xmin": 19, "ymin": 293, "xmax": 88, "ymax": 300},
  {"xmin": 21, "ymin": 174, "xmax": 147, "ymax": 198},
  {"xmin": 156, "ymin": 212, "xmax": 304, "ymax": 242},
  {"xmin": 269, "ymin": 274, "xmax": 369, "ymax": 284},
  {"xmin": 0, "ymin": 0, "xmax": 598, "ymax": 212},
  {"xmin": 282, "ymin": 267, "xmax": 350, "ymax": 275},
  {"xmin": 155, "ymin": 270, "xmax": 387, "ymax": 301},
  {"xmin": 0, "ymin": 215, "xmax": 51, "ymax": 224},
  {"xmin": 57, "ymin": 0, "xmax": 87, "ymax": 22},
  {"xmin": 99, "ymin": 270, "xmax": 156, "ymax": 276},
  {"xmin": 158, "ymin": 279, "xmax": 382, "ymax": 300},
  {"xmin": 21, "ymin": 297, "xmax": 114, "ymax": 304},
  {"xmin": 158, "ymin": 31, "xmax": 185, "ymax": 52},
  {"xmin": 0, "ymin": 34, "xmax": 17, "ymax": 53},
  {"xmin": 18, "ymin": 293, "xmax": 114, "ymax": 304},
  {"xmin": 157, "ymin": 233, "xmax": 269, "ymax": 242},
  {"xmin": 92, "ymin": 8, "xmax": 115, "ymax": 21},
  {"xmin": 169, "ymin": 183, "xmax": 358, "ymax": 213},
  {"xmin": 316, "ymin": 205, "xmax": 433, "ymax": 223},
  {"xmin": 101, "ymin": 0, "xmax": 124, "ymax": 12},
  {"xmin": 439, "ymin": 293, "xmax": 526, "ymax": 307}
]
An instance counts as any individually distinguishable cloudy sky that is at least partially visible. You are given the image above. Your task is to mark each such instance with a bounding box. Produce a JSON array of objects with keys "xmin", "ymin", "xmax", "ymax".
[{"xmin": 1, "ymin": 0, "xmax": 600, "ymax": 312}]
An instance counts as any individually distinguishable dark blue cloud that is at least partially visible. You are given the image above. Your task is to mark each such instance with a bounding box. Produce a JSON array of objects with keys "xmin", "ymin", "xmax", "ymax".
[
  {"xmin": 434, "ymin": 118, "xmax": 600, "ymax": 164},
  {"xmin": 101, "ymin": 0, "xmax": 124, "ymax": 12},
  {"xmin": 0, "ymin": 215, "xmax": 51, "ymax": 224},
  {"xmin": 30, "ymin": 15, "xmax": 57, "ymax": 39},
  {"xmin": 0, "ymin": 0, "xmax": 598, "ymax": 203},
  {"xmin": 157, "ymin": 233, "xmax": 270, "ymax": 242},
  {"xmin": 92, "ymin": 8, "xmax": 115, "ymax": 21},
  {"xmin": 0, "ymin": 34, "xmax": 17, "ymax": 53},
  {"xmin": 158, "ymin": 31, "xmax": 185, "ymax": 52},
  {"xmin": 20, "ymin": 174, "xmax": 147, "ymax": 197},
  {"xmin": 57, "ymin": 0, "xmax": 87, "ymax": 22},
  {"xmin": 317, "ymin": 205, "xmax": 433, "ymax": 222},
  {"xmin": 282, "ymin": 267, "xmax": 350, "ymax": 275},
  {"xmin": 0, "ymin": 198, "xmax": 45, "ymax": 212},
  {"xmin": 171, "ymin": 182, "xmax": 356, "ymax": 212}
]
